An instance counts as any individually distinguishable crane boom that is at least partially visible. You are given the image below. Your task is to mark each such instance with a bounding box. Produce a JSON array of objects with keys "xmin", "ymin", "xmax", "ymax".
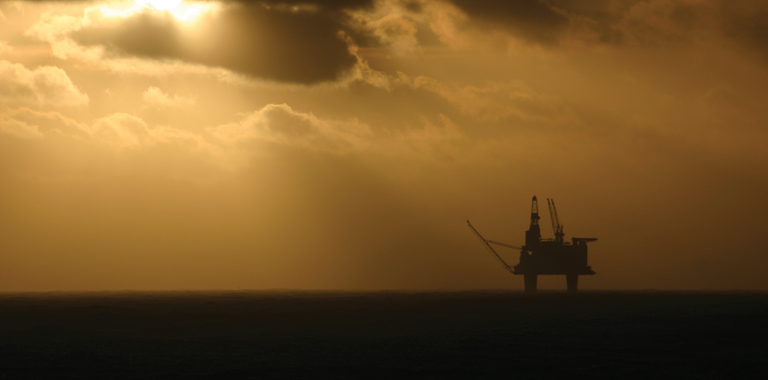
[
  {"xmin": 548, "ymin": 198, "xmax": 564, "ymax": 243},
  {"xmin": 466, "ymin": 220, "xmax": 515, "ymax": 274},
  {"xmin": 547, "ymin": 198, "xmax": 558, "ymax": 237},
  {"xmin": 487, "ymin": 240, "xmax": 522, "ymax": 250}
]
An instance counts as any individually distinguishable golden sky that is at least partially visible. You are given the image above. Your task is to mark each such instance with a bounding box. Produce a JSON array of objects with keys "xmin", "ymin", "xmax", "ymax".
[{"xmin": 1, "ymin": 0, "xmax": 767, "ymax": 291}]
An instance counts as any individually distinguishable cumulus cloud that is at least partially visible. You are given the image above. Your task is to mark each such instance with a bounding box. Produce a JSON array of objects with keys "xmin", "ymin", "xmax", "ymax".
[
  {"xmin": 0, "ymin": 60, "xmax": 89, "ymax": 107},
  {"xmin": 209, "ymin": 103, "xmax": 373, "ymax": 153},
  {"xmin": 0, "ymin": 114, "xmax": 43, "ymax": 139},
  {"xmin": 0, "ymin": 107, "xmax": 89, "ymax": 137},
  {"xmin": 89, "ymin": 112, "xmax": 211, "ymax": 151},
  {"xmin": 0, "ymin": 106, "xmax": 212, "ymax": 158},
  {"xmin": 346, "ymin": 0, "xmax": 469, "ymax": 52},
  {"xmin": 1, "ymin": 99, "xmax": 467, "ymax": 170},
  {"xmin": 89, "ymin": 113, "xmax": 154, "ymax": 149},
  {"xmin": 143, "ymin": 86, "xmax": 196, "ymax": 107},
  {"xmin": 208, "ymin": 101, "xmax": 472, "ymax": 165}
]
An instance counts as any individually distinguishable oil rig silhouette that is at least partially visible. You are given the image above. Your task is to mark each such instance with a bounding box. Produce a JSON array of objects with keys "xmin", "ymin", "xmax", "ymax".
[{"xmin": 468, "ymin": 196, "xmax": 597, "ymax": 292}]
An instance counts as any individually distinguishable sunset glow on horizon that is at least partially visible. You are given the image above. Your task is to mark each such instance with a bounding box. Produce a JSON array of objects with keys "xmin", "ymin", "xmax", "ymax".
[{"xmin": 1, "ymin": 0, "xmax": 768, "ymax": 292}]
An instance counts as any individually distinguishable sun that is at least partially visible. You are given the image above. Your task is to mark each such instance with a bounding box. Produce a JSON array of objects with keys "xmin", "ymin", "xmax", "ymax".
[
  {"xmin": 130, "ymin": 0, "xmax": 213, "ymax": 23},
  {"xmin": 136, "ymin": 0, "xmax": 183, "ymax": 11}
]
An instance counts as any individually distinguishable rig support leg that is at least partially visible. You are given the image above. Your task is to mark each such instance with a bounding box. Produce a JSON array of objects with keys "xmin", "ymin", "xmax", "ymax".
[
  {"xmin": 524, "ymin": 274, "xmax": 537, "ymax": 293},
  {"xmin": 566, "ymin": 274, "xmax": 578, "ymax": 292}
]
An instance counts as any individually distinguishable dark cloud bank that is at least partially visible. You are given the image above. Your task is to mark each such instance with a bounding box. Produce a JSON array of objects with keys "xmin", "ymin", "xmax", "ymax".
[
  {"xmin": 70, "ymin": 0, "xmax": 768, "ymax": 83},
  {"xmin": 73, "ymin": 1, "xmax": 372, "ymax": 84},
  {"xmin": 69, "ymin": 0, "xmax": 573, "ymax": 83}
]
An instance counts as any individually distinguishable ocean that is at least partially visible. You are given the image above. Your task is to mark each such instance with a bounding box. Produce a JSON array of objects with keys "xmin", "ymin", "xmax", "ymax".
[{"xmin": 1, "ymin": 291, "xmax": 766, "ymax": 378}]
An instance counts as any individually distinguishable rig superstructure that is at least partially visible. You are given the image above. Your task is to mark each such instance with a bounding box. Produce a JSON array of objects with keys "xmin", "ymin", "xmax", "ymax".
[{"xmin": 468, "ymin": 196, "xmax": 597, "ymax": 292}]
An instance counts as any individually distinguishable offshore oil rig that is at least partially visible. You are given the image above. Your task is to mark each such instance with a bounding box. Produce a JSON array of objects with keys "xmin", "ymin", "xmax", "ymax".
[{"xmin": 468, "ymin": 196, "xmax": 597, "ymax": 292}]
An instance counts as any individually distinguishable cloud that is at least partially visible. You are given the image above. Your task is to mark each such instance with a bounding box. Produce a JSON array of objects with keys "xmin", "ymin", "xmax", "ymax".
[
  {"xmin": 0, "ymin": 40, "xmax": 12, "ymax": 54},
  {"xmin": 377, "ymin": 113, "xmax": 467, "ymax": 163},
  {"xmin": 143, "ymin": 86, "xmax": 195, "ymax": 107},
  {"xmin": 0, "ymin": 60, "xmax": 89, "ymax": 107},
  {"xmin": 543, "ymin": 0, "xmax": 768, "ymax": 55},
  {"xmin": 0, "ymin": 114, "xmax": 43, "ymax": 139},
  {"xmin": 19, "ymin": 0, "xmax": 768, "ymax": 70},
  {"xmin": 0, "ymin": 107, "xmax": 148, "ymax": 147},
  {"xmin": 0, "ymin": 106, "xmax": 212, "ymax": 159},
  {"xmin": 718, "ymin": 1, "xmax": 768, "ymax": 63},
  {"xmin": 1, "ymin": 99, "xmax": 467, "ymax": 172},
  {"xmin": 346, "ymin": 0, "xmax": 571, "ymax": 51},
  {"xmin": 341, "ymin": 0, "xmax": 720, "ymax": 54},
  {"xmin": 89, "ymin": 112, "xmax": 211, "ymax": 151},
  {"xmin": 0, "ymin": 106, "xmax": 89, "ymax": 137},
  {"xmin": 347, "ymin": 0, "xmax": 768, "ymax": 66},
  {"xmin": 339, "ymin": 0, "xmax": 763, "ymax": 57},
  {"xmin": 345, "ymin": 0, "xmax": 469, "ymax": 52},
  {"xmin": 209, "ymin": 103, "xmax": 373, "ymax": 153},
  {"xmin": 602, "ymin": 0, "xmax": 720, "ymax": 45},
  {"xmin": 89, "ymin": 113, "xmax": 154, "ymax": 149},
  {"xmin": 65, "ymin": 2, "xmax": 360, "ymax": 84},
  {"xmin": 451, "ymin": 0, "xmax": 568, "ymax": 45},
  {"xmin": 343, "ymin": 61, "xmax": 577, "ymax": 126},
  {"xmin": 410, "ymin": 76, "xmax": 575, "ymax": 123}
]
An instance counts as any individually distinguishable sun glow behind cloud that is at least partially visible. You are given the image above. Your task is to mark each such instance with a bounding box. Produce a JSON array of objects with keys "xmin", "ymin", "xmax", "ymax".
[
  {"xmin": 130, "ymin": 0, "xmax": 212, "ymax": 22},
  {"xmin": 136, "ymin": 0, "xmax": 182, "ymax": 11},
  {"xmin": 167, "ymin": 2, "xmax": 214, "ymax": 23}
]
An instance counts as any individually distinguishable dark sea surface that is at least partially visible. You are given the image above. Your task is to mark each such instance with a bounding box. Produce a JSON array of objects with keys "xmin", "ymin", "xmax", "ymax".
[{"xmin": 1, "ymin": 291, "xmax": 766, "ymax": 379}]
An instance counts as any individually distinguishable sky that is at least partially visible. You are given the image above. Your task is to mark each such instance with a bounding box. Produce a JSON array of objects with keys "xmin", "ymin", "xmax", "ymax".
[{"xmin": 1, "ymin": 0, "xmax": 767, "ymax": 291}]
